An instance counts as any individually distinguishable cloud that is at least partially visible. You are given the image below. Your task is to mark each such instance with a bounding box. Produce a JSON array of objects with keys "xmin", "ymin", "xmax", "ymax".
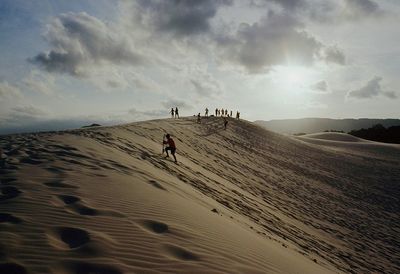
[
  {"xmin": 323, "ymin": 46, "xmax": 346, "ymax": 65},
  {"xmin": 128, "ymin": 108, "xmax": 166, "ymax": 120},
  {"xmin": 217, "ymin": 11, "xmax": 326, "ymax": 73},
  {"xmin": 161, "ymin": 99, "xmax": 192, "ymax": 109},
  {"xmin": 133, "ymin": 0, "xmax": 232, "ymax": 37},
  {"xmin": 22, "ymin": 70, "xmax": 57, "ymax": 95},
  {"xmin": 0, "ymin": 105, "xmax": 48, "ymax": 129},
  {"xmin": 348, "ymin": 76, "xmax": 397, "ymax": 99},
  {"xmin": 0, "ymin": 81, "xmax": 22, "ymax": 101},
  {"xmin": 12, "ymin": 105, "xmax": 48, "ymax": 116},
  {"xmin": 249, "ymin": 0, "xmax": 384, "ymax": 23},
  {"xmin": 311, "ymin": 80, "xmax": 329, "ymax": 93},
  {"xmin": 189, "ymin": 69, "xmax": 223, "ymax": 97},
  {"xmin": 343, "ymin": 0, "xmax": 383, "ymax": 19},
  {"xmin": 29, "ymin": 12, "xmax": 144, "ymax": 76},
  {"xmin": 249, "ymin": 0, "xmax": 308, "ymax": 10}
]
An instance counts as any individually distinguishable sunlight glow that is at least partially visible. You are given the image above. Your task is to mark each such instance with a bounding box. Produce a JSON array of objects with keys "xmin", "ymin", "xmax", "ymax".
[{"xmin": 272, "ymin": 65, "xmax": 317, "ymax": 92}]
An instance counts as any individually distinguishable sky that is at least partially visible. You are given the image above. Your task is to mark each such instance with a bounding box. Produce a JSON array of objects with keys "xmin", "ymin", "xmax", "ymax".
[{"xmin": 0, "ymin": 0, "xmax": 399, "ymax": 134}]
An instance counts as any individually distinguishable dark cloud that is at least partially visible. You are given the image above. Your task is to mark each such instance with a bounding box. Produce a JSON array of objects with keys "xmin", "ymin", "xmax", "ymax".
[
  {"xmin": 348, "ymin": 76, "xmax": 397, "ymax": 99},
  {"xmin": 217, "ymin": 11, "xmax": 324, "ymax": 73},
  {"xmin": 249, "ymin": 0, "xmax": 384, "ymax": 23},
  {"xmin": 344, "ymin": 0, "xmax": 381, "ymax": 18},
  {"xmin": 30, "ymin": 12, "xmax": 144, "ymax": 76},
  {"xmin": 249, "ymin": 0, "xmax": 308, "ymax": 10},
  {"xmin": 311, "ymin": 80, "xmax": 328, "ymax": 93},
  {"xmin": 324, "ymin": 46, "xmax": 346, "ymax": 65},
  {"xmin": 134, "ymin": 0, "xmax": 232, "ymax": 37}
]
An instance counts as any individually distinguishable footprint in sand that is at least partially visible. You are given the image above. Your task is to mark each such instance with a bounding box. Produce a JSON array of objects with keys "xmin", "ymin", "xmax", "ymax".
[
  {"xmin": 139, "ymin": 220, "xmax": 169, "ymax": 234},
  {"xmin": 57, "ymin": 195, "xmax": 125, "ymax": 218},
  {"xmin": 163, "ymin": 244, "xmax": 199, "ymax": 261},
  {"xmin": 0, "ymin": 186, "xmax": 22, "ymax": 201},
  {"xmin": 0, "ymin": 262, "xmax": 27, "ymax": 274},
  {"xmin": 67, "ymin": 203, "xmax": 100, "ymax": 216},
  {"xmin": 0, "ymin": 178, "xmax": 17, "ymax": 185},
  {"xmin": 148, "ymin": 180, "xmax": 167, "ymax": 191},
  {"xmin": 0, "ymin": 213, "xmax": 22, "ymax": 224},
  {"xmin": 20, "ymin": 157, "xmax": 44, "ymax": 165},
  {"xmin": 53, "ymin": 227, "xmax": 90, "ymax": 249},
  {"xmin": 44, "ymin": 180, "xmax": 78, "ymax": 189},
  {"xmin": 57, "ymin": 195, "xmax": 81, "ymax": 205},
  {"xmin": 60, "ymin": 261, "xmax": 122, "ymax": 274}
]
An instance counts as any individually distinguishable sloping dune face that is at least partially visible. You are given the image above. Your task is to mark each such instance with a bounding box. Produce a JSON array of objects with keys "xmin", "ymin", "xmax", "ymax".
[{"xmin": 1, "ymin": 117, "xmax": 399, "ymax": 273}]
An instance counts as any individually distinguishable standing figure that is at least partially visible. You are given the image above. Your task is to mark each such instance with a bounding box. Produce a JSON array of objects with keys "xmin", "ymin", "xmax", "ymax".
[
  {"xmin": 163, "ymin": 134, "xmax": 177, "ymax": 163},
  {"xmin": 197, "ymin": 113, "xmax": 201, "ymax": 123},
  {"xmin": 230, "ymin": 110, "xmax": 232, "ymax": 117},
  {"xmin": 170, "ymin": 108, "xmax": 174, "ymax": 118},
  {"xmin": 215, "ymin": 108, "xmax": 218, "ymax": 116},
  {"xmin": 223, "ymin": 117, "xmax": 228, "ymax": 130},
  {"xmin": 205, "ymin": 108, "xmax": 209, "ymax": 117},
  {"xmin": 175, "ymin": 107, "xmax": 179, "ymax": 118},
  {"xmin": 225, "ymin": 109, "xmax": 228, "ymax": 116},
  {"xmin": 221, "ymin": 108, "xmax": 224, "ymax": 117}
]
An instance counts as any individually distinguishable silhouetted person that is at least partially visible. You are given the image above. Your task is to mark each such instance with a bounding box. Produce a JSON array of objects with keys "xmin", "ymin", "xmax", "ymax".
[
  {"xmin": 215, "ymin": 108, "xmax": 218, "ymax": 116},
  {"xmin": 205, "ymin": 108, "xmax": 208, "ymax": 117},
  {"xmin": 225, "ymin": 109, "xmax": 228, "ymax": 116},
  {"xmin": 223, "ymin": 117, "xmax": 228, "ymax": 130},
  {"xmin": 163, "ymin": 134, "xmax": 177, "ymax": 163},
  {"xmin": 236, "ymin": 111, "xmax": 240, "ymax": 120},
  {"xmin": 170, "ymin": 108, "xmax": 174, "ymax": 118},
  {"xmin": 197, "ymin": 113, "xmax": 201, "ymax": 123},
  {"xmin": 230, "ymin": 110, "xmax": 232, "ymax": 117},
  {"xmin": 175, "ymin": 107, "xmax": 179, "ymax": 118},
  {"xmin": 221, "ymin": 108, "xmax": 224, "ymax": 117}
]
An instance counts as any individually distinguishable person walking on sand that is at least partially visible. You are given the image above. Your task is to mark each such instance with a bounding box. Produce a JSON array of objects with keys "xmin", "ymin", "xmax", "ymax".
[
  {"xmin": 221, "ymin": 108, "xmax": 224, "ymax": 117},
  {"xmin": 215, "ymin": 108, "xmax": 218, "ymax": 116},
  {"xmin": 163, "ymin": 134, "xmax": 177, "ymax": 163},
  {"xmin": 223, "ymin": 117, "xmax": 228, "ymax": 130},
  {"xmin": 197, "ymin": 113, "xmax": 201, "ymax": 123},
  {"xmin": 205, "ymin": 108, "xmax": 209, "ymax": 117},
  {"xmin": 175, "ymin": 107, "xmax": 179, "ymax": 118},
  {"xmin": 225, "ymin": 109, "xmax": 228, "ymax": 117},
  {"xmin": 170, "ymin": 108, "xmax": 175, "ymax": 118}
]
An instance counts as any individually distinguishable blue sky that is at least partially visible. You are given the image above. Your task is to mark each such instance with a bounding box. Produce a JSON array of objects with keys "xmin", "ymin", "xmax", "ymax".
[{"xmin": 0, "ymin": 0, "xmax": 399, "ymax": 134}]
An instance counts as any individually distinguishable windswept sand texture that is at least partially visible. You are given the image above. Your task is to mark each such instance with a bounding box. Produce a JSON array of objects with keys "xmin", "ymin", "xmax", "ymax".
[{"xmin": 0, "ymin": 117, "xmax": 399, "ymax": 273}]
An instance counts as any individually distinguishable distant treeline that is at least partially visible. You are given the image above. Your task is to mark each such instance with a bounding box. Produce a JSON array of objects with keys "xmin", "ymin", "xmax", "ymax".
[{"xmin": 349, "ymin": 124, "xmax": 400, "ymax": 144}]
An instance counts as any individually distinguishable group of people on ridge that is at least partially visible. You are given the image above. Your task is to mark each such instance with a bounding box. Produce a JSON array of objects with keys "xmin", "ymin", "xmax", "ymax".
[{"xmin": 213, "ymin": 108, "xmax": 240, "ymax": 119}]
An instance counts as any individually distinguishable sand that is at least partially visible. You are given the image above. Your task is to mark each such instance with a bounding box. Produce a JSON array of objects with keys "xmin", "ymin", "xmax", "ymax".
[{"xmin": 1, "ymin": 117, "xmax": 399, "ymax": 273}]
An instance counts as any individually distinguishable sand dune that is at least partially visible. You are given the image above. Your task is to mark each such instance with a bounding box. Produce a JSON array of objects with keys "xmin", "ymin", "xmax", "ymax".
[
  {"xmin": 300, "ymin": 132, "xmax": 366, "ymax": 142},
  {"xmin": 1, "ymin": 117, "xmax": 399, "ymax": 273}
]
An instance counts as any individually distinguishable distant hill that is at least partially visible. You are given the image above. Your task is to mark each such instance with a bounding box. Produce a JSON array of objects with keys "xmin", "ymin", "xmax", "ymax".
[{"xmin": 255, "ymin": 118, "xmax": 400, "ymax": 134}]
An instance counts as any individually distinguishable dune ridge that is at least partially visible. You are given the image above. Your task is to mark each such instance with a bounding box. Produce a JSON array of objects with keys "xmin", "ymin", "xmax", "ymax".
[{"xmin": 1, "ymin": 117, "xmax": 399, "ymax": 273}]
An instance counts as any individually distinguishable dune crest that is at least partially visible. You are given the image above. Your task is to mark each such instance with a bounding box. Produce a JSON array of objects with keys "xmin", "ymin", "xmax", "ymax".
[{"xmin": 1, "ymin": 117, "xmax": 399, "ymax": 273}]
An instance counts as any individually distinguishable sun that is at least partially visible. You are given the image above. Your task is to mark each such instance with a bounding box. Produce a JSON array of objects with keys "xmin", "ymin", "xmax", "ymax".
[{"xmin": 274, "ymin": 65, "xmax": 314, "ymax": 87}]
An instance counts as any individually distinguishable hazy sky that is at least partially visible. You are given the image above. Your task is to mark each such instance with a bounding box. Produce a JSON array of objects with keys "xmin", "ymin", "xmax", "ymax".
[{"xmin": 0, "ymin": 0, "xmax": 399, "ymax": 133}]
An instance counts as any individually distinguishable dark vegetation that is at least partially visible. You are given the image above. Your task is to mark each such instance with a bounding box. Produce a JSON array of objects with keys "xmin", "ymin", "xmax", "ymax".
[
  {"xmin": 324, "ymin": 130, "xmax": 344, "ymax": 133},
  {"xmin": 349, "ymin": 124, "xmax": 400, "ymax": 144}
]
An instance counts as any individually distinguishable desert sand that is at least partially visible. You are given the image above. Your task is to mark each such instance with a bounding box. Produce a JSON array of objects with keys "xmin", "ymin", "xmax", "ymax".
[{"xmin": 1, "ymin": 117, "xmax": 399, "ymax": 273}]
